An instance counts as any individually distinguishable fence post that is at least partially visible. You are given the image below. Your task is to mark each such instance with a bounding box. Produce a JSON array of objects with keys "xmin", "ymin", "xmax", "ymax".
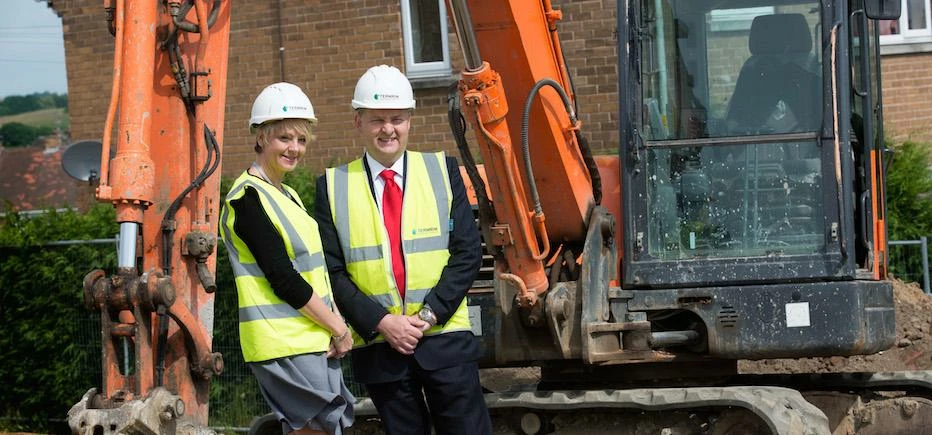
[{"xmin": 921, "ymin": 236, "xmax": 930, "ymax": 295}]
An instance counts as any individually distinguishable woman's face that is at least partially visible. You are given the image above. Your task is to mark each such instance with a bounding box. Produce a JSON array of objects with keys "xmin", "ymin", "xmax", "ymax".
[{"xmin": 257, "ymin": 125, "xmax": 307, "ymax": 179}]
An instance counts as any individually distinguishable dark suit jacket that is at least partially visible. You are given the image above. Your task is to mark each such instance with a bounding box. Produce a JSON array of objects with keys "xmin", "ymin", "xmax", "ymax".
[{"xmin": 314, "ymin": 152, "xmax": 483, "ymax": 384}]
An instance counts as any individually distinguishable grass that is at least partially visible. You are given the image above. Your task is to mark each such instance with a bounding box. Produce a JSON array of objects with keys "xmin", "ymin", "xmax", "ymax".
[{"xmin": 0, "ymin": 108, "xmax": 69, "ymax": 130}]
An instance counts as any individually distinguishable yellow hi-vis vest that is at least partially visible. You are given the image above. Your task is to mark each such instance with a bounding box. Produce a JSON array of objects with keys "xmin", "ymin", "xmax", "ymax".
[
  {"xmin": 326, "ymin": 151, "xmax": 472, "ymax": 345},
  {"xmin": 220, "ymin": 171, "xmax": 334, "ymax": 362}
]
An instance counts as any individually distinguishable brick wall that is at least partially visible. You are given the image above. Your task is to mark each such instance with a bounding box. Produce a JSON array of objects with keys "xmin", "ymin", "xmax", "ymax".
[
  {"xmin": 51, "ymin": 0, "xmax": 619, "ymax": 178},
  {"xmin": 53, "ymin": 0, "xmax": 114, "ymax": 148},
  {"xmin": 880, "ymin": 53, "xmax": 932, "ymax": 143},
  {"xmin": 547, "ymin": 0, "xmax": 620, "ymax": 154}
]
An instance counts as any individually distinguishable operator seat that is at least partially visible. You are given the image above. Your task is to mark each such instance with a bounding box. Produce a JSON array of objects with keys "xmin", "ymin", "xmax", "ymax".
[{"xmin": 725, "ymin": 14, "xmax": 821, "ymax": 135}]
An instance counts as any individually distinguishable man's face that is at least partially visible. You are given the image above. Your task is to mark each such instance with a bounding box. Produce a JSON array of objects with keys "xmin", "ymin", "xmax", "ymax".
[{"xmin": 355, "ymin": 109, "xmax": 411, "ymax": 167}]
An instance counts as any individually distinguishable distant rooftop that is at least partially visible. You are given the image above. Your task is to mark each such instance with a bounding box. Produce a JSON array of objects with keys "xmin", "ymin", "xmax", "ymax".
[{"xmin": 0, "ymin": 135, "xmax": 95, "ymax": 212}]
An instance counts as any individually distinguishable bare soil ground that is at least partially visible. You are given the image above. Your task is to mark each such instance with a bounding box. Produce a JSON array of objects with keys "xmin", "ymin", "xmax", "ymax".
[{"xmin": 478, "ymin": 279, "xmax": 932, "ymax": 434}]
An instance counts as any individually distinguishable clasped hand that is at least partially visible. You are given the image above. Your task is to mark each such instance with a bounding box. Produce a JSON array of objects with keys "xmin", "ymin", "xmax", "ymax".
[
  {"xmin": 326, "ymin": 327, "xmax": 353, "ymax": 359},
  {"xmin": 376, "ymin": 314, "xmax": 430, "ymax": 355}
]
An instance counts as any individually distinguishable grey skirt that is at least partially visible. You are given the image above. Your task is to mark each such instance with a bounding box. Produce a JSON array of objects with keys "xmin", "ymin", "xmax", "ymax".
[{"xmin": 249, "ymin": 352, "xmax": 355, "ymax": 434}]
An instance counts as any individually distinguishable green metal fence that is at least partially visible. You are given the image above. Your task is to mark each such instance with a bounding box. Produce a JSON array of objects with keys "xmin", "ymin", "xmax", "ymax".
[{"xmin": 889, "ymin": 237, "xmax": 931, "ymax": 294}]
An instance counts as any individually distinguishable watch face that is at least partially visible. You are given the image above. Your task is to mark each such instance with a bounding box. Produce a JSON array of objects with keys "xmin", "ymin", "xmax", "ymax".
[{"xmin": 419, "ymin": 308, "xmax": 434, "ymax": 323}]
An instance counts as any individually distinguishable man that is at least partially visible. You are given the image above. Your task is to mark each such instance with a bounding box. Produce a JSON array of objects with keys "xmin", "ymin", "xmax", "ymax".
[{"xmin": 314, "ymin": 65, "xmax": 492, "ymax": 435}]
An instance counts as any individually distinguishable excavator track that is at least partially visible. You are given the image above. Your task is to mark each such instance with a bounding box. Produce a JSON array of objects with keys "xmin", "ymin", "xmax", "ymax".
[
  {"xmin": 348, "ymin": 386, "xmax": 828, "ymax": 434},
  {"xmin": 339, "ymin": 371, "xmax": 932, "ymax": 435},
  {"xmin": 481, "ymin": 386, "xmax": 831, "ymax": 434}
]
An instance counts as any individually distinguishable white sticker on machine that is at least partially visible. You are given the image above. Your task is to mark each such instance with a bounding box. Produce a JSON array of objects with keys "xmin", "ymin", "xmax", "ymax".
[{"xmin": 785, "ymin": 302, "xmax": 811, "ymax": 328}]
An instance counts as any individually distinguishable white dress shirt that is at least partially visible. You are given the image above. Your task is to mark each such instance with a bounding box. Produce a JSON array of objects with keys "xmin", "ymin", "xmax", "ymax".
[{"xmin": 365, "ymin": 152, "xmax": 405, "ymax": 217}]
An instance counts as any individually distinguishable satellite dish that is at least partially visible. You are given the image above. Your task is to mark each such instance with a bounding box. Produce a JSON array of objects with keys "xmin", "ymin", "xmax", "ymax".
[{"xmin": 62, "ymin": 140, "xmax": 110, "ymax": 182}]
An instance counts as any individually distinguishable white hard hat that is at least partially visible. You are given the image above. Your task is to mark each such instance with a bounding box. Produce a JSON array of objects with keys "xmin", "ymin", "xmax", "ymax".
[
  {"xmin": 351, "ymin": 65, "xmax": 416, "ymax": 110},
  {"xmin": 249, "ymin": 82, "xmax": 317, "ymax": 133}
]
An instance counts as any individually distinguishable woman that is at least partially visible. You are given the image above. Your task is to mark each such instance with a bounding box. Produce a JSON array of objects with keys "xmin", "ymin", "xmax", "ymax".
[{"xmin": 220, "ymin": 82, "xmax": 354, "ymax": 435}]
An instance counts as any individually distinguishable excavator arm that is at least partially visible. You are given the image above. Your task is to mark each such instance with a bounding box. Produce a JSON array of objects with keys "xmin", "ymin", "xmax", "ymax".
[
  {"xmin": 67, "ymin": 1, "xmax": 230, "ymax": 434},
  {"xmin": 448, "ymin": 0, "xmax": 604, "ymax": 327}
]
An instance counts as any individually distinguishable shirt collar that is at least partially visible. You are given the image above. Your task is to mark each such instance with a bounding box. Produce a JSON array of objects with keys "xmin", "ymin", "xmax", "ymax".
[{"xmin": 365, "ymin": 151, "xmax": 405, "ymax": 180}]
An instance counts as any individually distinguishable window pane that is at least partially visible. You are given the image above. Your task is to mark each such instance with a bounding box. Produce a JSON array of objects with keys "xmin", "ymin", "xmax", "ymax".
[
  {"xmin": 646, "ymin": 141, "xmax": 824, "ymax": 260},
  {"xmin": 908, "ymin": 0, "xmax": 927, "ymax": 30},
  {"xmin": 639, "ymin": 1, "xmax": 822, "ymax": 139},
  {"xmin": 409, "ymin": 0, "xmax": 443, "ymax": 64}
]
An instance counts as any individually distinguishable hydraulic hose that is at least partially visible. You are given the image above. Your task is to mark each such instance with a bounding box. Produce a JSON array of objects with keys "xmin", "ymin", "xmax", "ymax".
[
  {"xmin": 159, "ymin": 124, "xmax": 221, "ymax": 276},
  {"xmin": 520, "ymin": 79, "xmax": 603, "ymax": 215},
  {"xmin": 169, "ymin": 0, "xmax": 222, "ymax": 33},
  {"xmin": 156, "ymin": 124, "xmax": 220, "ymax": 387},
  {"xmin": 447, "ymin": 85, "xmax": 498, "ymax": 256}
]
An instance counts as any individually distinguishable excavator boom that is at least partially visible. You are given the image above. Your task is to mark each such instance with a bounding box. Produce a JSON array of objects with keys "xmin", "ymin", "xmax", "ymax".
[{"xmin": 68, "ymin": 1, "xmax": 230, "ymax": 433}]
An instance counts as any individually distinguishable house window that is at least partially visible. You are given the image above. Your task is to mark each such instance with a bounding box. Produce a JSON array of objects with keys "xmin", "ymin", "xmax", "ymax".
[
  {"xmin": 401, "ymin": 0, "xmax": 451, "ymax": 79},
  {"xmin": 708, "ymin": 7, "xmax": 775, "ymax": 32},
  {"xmin": 878, "ymin": 0, "xmax": 932, "ymax": 44}
]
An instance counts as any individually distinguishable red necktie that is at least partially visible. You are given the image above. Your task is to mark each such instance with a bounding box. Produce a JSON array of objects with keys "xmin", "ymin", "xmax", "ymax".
[{"xmin": 380, "ymin": 169, "xmax": 405, "ymax": 299}]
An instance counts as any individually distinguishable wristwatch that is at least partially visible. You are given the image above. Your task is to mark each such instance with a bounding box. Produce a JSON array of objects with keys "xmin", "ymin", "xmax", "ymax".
[{"xmin": 418, "ymin": 305, "xmax": 438, "ymax": 326}]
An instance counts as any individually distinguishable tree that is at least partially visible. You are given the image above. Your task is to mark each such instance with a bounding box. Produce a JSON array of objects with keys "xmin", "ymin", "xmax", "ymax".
[
  {"xmin": 886, "ymin": 140, "xmax": 932, "ymax": 241},
  {"xmin": 0, "ymin": 95, "xmax": 40, "ymax": 115},
  {"xmin": 0, "ymin": 92, "xmax": 68, "ymax": 117},
  {"xmin": 0, "ymin": 122, "xmax": 39, "ymax": 147}
]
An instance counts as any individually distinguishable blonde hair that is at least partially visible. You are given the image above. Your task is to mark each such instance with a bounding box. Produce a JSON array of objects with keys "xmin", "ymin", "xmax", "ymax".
[{"xmin": 254, "ymin": 118, "xmax": 315, "ymax": 153}]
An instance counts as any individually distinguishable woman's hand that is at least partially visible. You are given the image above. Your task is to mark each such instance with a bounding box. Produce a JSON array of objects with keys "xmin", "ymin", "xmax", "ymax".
[{"xmin": 327, "ymin": 327, "xmax": 353, "ymax": 358}]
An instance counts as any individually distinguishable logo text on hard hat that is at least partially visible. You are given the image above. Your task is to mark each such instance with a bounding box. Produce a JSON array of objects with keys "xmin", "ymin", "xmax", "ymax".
[
  {"xmin": 374, "ymin": 93, "xmax": 400, "ymax": 101},
  {"xmin": 283, "ymin": 105, "xmax": 309, "ymax": 112}
]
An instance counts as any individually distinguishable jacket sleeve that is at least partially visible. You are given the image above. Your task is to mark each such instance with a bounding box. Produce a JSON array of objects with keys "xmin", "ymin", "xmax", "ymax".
[
  {"xmin": 314, "ymin": 175, "xmax": 388, "ymax": 341},
  {"xmin": 422, "ymin": 156, "xmax": 482, "ymax": 325}
]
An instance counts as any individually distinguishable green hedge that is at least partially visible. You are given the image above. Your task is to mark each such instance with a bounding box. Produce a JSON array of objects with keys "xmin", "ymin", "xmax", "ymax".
[{"xmin": 0, "ymin": 206, "xmax": 118, "ymax": 432}]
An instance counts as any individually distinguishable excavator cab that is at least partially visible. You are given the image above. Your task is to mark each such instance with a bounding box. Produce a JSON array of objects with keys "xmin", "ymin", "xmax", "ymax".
[{"xmin": 622, "ymin": 0, "xmax": 893, "ymax": 359}]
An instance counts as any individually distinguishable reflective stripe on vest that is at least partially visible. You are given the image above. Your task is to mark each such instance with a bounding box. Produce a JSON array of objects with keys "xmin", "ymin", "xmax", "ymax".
[
  {"xmin": 220, "ymin": 171, "xmax": 333, "ymax": 362},
  {"xmin": 326, "ymin": 151, "xmax": 472, "ymax": 344}
]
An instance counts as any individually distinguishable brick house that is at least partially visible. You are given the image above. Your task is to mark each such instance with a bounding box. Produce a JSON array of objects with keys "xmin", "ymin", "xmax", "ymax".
[{"xmin": 47, "ymin": 0, "xmax": 931, "ymax": 181}]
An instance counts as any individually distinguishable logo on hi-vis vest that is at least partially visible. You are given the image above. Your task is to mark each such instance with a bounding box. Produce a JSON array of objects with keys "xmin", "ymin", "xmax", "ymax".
[{"xmin": 411, "ymin": 226, "xmax": 439, "ymax": 236}]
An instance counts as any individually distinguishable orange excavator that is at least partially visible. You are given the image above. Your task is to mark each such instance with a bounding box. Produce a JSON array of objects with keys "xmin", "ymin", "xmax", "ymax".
[
  {"xmin": 447, "ymin": 0, "xmax": 932, "ymax": 433},
  {"xmin": 67, "ymin": 0, "xmax": 932, "ymax": 434}
]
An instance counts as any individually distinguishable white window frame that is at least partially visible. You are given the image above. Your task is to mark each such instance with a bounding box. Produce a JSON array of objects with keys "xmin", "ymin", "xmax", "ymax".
[
  {"xmin": 400, "ymin": 0, "xmax": 452, "ymax": 79},
  {"xmin": 879, "ymin": 0, "xmax": 932, "ymax": 45}
]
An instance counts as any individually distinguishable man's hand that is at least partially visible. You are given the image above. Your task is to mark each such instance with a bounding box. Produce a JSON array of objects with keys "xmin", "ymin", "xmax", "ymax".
[
  {"xmin": 376, "ymin": 314, "xmax": 424, "ymax": 355},
  {"xmin": 407, "ymin": 313, "xmax": 432, "ymax": 332}
]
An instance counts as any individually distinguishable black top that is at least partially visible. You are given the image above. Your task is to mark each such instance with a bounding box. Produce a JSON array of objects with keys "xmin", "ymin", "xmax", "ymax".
[{"xmin": 229, "ymin": 182, "xmax": 312, "ymax": 309}]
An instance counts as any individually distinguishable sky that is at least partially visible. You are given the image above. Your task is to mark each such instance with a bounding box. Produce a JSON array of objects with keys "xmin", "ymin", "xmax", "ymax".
[{"xmin": 0, "ymin": 0, "xmax": 67, "ymax": 99}]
